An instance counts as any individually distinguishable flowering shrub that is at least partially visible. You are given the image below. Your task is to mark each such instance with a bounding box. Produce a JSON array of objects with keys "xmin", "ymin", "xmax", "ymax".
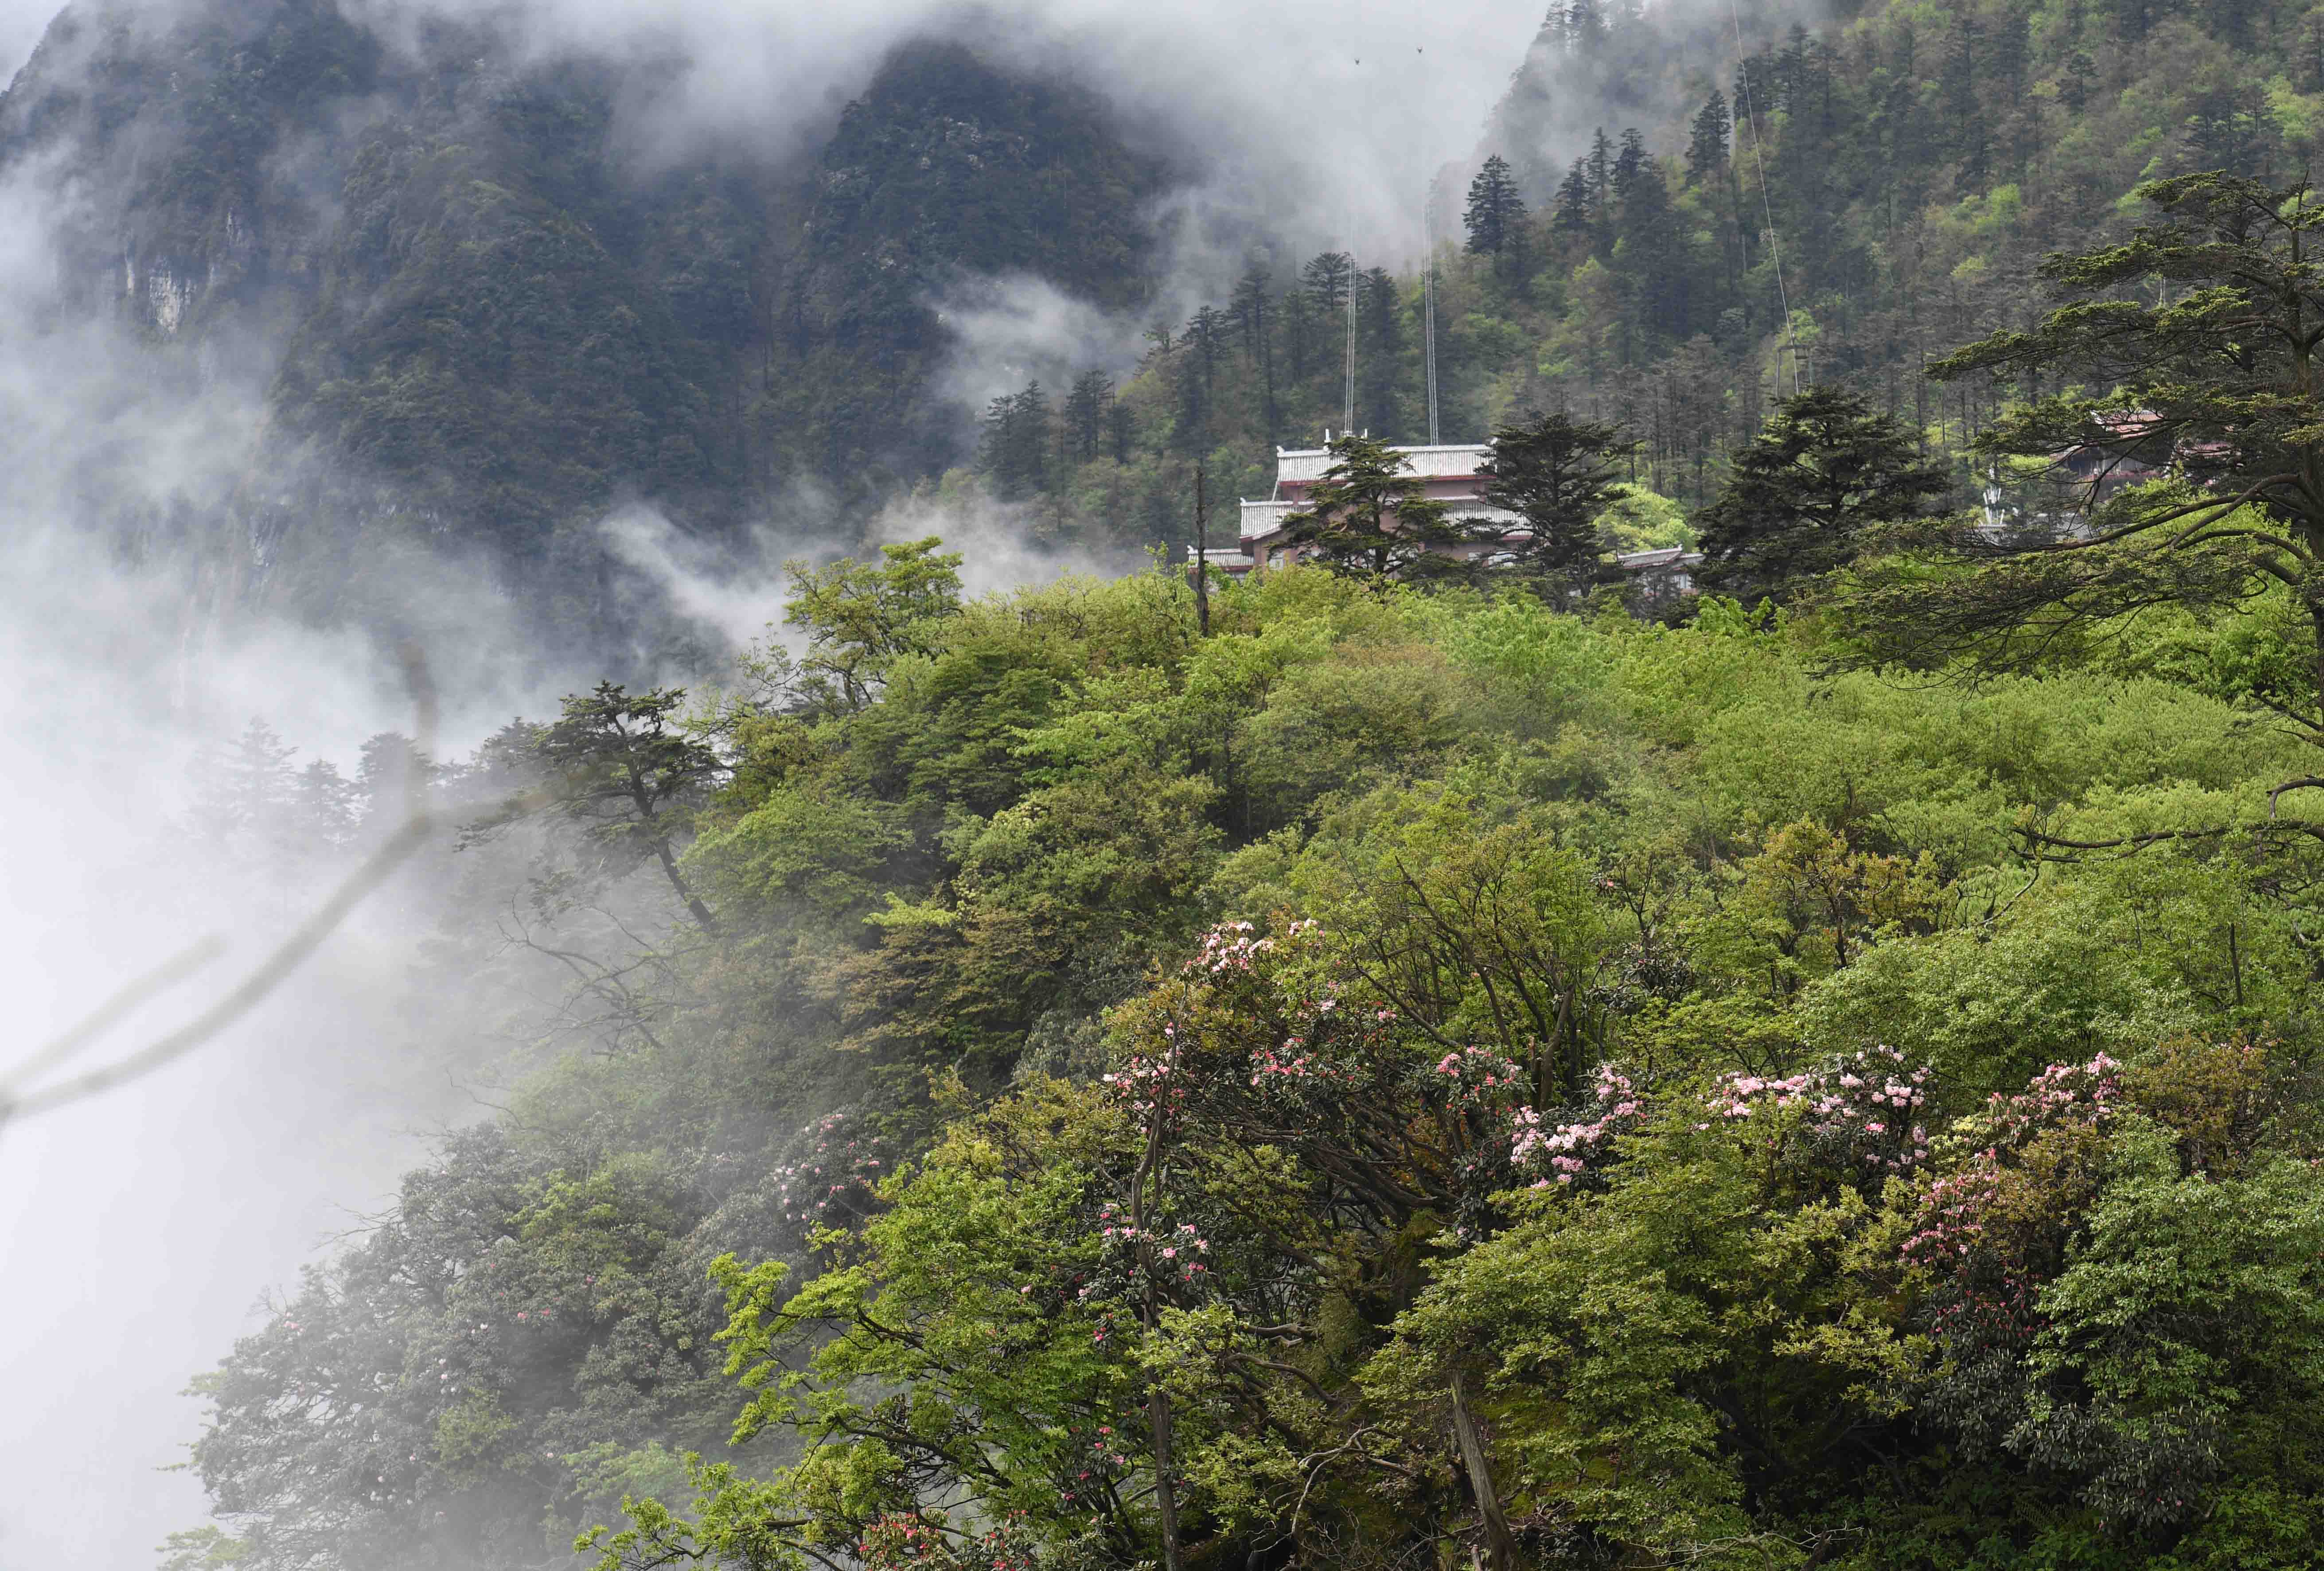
[
  {"xmin": 1104, "ymin": 921, "xmax": 1397, "ymax": 1128},
  {"xmin": 1901, "ymin": 1051, "xmax": 2123, "ymax": 1304},
  {"xmin": 858, "ymin": 1511, "xmax": 1039, "ymax": 1571},
  {"xmin": 1510, "ymin": 1063, "xmax": 1647, "ymax": 1190},
  {"xmin": 768, "ymin": 1110, "xmax": 894, "ymax": 1243},
  {"xmin": 1706, "ymin": 1045, "xmax": 1933, "ymax": 1179},
  {"xmin": 1428, "ymin": 1045, "xmax": 1528, "ymax": 1111},
  {"xmin": 1896, "ymin": 1043, "xmax": 2301, "ymax": 1532},
  {"xmin": 1089, "ymin": 1209, "xmax": 1214, "ymax": 1289}
]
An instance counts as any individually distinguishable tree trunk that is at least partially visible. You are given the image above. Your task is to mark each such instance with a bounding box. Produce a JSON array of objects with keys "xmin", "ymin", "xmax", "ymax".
[
  {"xmin": 1449, "ymin": 1369, "xmax": 1519, "ymax": 1571},
  {"xmin": 1195, "ymin": 460, "xmax": 1212, "ymax": 638},
  {"xmin": 1150, "ymin": 1381, "xmax": 1185, "ymax": 1571},
  {"xmin": 1132, "ymin": 1102, "xmax": 1185, "ymax": 1571}
]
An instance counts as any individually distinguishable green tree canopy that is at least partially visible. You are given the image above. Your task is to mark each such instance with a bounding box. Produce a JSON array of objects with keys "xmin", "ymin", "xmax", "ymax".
[
  {"xmin": 1847, "ymin": 175, "xmax": 2324, "ymax": 753},
  {"xmin": 1696, "ymin": 385, "xmax": 1951, "ymax": 599},
  {"xmin": 1279, "ymin": 434, "xmax": 1467, "ymax": 582},
  {"xmin": 1477, "ymin": 410, "xmax": 1634, "ymax": 600}
]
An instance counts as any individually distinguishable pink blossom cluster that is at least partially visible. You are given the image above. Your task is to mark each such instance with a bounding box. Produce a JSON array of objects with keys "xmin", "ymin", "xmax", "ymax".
[
  {"xmin": 858, "ymin": 1511, "xmax": 1040, "ymax": 1571},
  {"xmin": 1186, "ymin": 920, "xmax": 1277, "ymax": 976},
  {"xmin": 1705, "ymin": 1045, "xmax": 1933, "ymax": 1175},
  {"xmin": 1511, "ymin": 1063, "xmax": 1646, "ymax": 1187},
  {"xmin": 768, "ymin": 1110, "xmax": 891, "ymax": 1236},
  {"xmin": 1057, "ymin": 1424, "xmax": 1134, "ymax": 1509},
  {"xmin": 1247, "ymin": 1035, "xmax": 1355, "ymax": 1088},
  {"xmin": 1432, "ymin": 1045, "xmax": 1528, "ymax": 1110},
  {"xmin": 1899, "ymin": 1052, "xmax": 2123, "ymax": 1325},
  {"xmin": 1100, "ymin": 1047, "xmax": 1185, "ymax": 1119},
  {"xmin": 1091, "ymin": 1211, "xmax": 1213, "ymax": 1286},
  {"xmin": 1982, "ymin": 1052, "xmax": 2120, "ymax": 1146}
]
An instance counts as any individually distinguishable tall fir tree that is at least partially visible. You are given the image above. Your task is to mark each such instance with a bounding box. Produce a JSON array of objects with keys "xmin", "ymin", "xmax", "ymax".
[
  {"xmin": 1280, "ymin": 434, "xmax": 1468, "ymax": 581},
  {"xmin": 1062, "ymin": 371, "xmax": 1115, "ymax": 464},
  {"xmin": 1463, "ymin": 154, "xmax": 1530, "ymax": 276},
  {"xmin": 1476, "ymin": 411, "xmax": 1634, "ymax": 600},
  {"xmin": 1553, "ymin": 158, "xmax": 1594, "ymax": 240},
  {"xmin": 1685, "ymin": 90, "xmax": 1731, "ymax": 184},
  {"xmin": 1696, "ymin": 385, "xmax": 1950, "ymax": 598}
]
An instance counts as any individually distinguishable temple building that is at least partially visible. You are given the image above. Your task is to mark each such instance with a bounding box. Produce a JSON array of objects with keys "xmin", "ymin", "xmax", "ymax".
[
  {"xmin": 1225, "ymin": 439, "xmax": 1523, "ymax": 574},
  {"xmin": 1191, "ymin": 438, "xmax": 1702, "ymax": 591}
]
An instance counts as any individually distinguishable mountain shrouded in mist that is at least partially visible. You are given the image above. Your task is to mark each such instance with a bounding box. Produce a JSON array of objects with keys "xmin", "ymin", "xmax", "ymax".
[{"xmin": 0, "ymin": 0, "xmax": 1171, "ymax": 652}]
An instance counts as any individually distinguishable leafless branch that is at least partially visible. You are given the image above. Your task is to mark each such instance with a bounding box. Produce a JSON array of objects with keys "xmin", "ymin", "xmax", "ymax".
[{"xmin": 0, "ymin": 645, "xmax": 442, "ymax": 1130}]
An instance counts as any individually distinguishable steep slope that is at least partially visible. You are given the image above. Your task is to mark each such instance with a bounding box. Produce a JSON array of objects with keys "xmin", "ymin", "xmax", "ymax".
[{"xmin": 0, "ymin": 2, "xmax": 1170, "ymax": 655}]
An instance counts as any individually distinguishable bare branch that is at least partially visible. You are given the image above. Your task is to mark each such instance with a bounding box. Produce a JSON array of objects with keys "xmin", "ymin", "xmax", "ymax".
[{"xmin": 0, "ymin": 646, "xmax": 441, "ymax": 1129}]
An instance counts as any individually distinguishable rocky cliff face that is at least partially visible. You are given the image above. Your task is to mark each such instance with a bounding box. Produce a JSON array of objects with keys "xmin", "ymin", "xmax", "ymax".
[{"xmin": 0, "ymin": 1, "xmax": 1167, "ymax": 658}]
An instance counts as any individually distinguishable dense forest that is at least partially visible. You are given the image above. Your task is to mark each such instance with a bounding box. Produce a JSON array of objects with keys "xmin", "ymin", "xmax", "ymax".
[
  {"xmin": 16, "ymin": 0, "xmax": 2324, "ymax": 1565},
  {"xmin": 26, "ymin": 0, "xmax": 2324, "ymax": 638},
  {"xmin": 969, "ymin": 0, "xmax": 2324, "ymax": 544},
  {"xmin": 165, "ymin": 538, "xmax": 2324, "ymax": 1571}
]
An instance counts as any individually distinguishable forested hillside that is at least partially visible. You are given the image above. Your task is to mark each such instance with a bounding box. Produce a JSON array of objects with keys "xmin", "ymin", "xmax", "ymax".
[
  {"xmin": 157, "ymin": 526, "xmax": 2324, "ymax": 1569},
  {"xmin": 0, "ymin": 1, "xmax": 1173, "ymax": 651},
  {"xmin": 992, "ymin": 0, "xmax": 2324, "ymax": 536},
  {"xmin": 23, "ymin": 0, "xmax": 2323, "ymax": 645}
]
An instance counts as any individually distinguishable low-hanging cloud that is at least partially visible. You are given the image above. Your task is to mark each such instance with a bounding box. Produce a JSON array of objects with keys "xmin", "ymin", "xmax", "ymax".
[{"xmin": 319, "ymin": 0, "xmax": 1551, "ymax": 264}]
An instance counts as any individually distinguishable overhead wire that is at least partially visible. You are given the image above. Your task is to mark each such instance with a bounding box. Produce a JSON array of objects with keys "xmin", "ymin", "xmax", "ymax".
[{"xmin": 1727, "ymin": 0, "xmax": 1801, "ymax": 396}]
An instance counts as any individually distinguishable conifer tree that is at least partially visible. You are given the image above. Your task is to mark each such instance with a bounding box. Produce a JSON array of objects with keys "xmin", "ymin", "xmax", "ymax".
[
  {"xmin": 1476, "ymin": 411, "xmax": 1633, "ymax": 601},
  {"xmin": 1463, "ymin": 155, "xmax": 1529, "ymax": 275},
  {"xmin": 1696, "ymin": 385, "xmax": 1950, "ymax": 598},
  {"xmin": 1280, "ymin": 434, "xmax": 1466, "ymax": 581},
  {"xmin": 979, "ymin": 382, "xmax": 1052, "ymax": 499},
  {"xmin": 291, "ymin": 759, "xmax": 361, "ymax": 848},
  {"xmin": 1853, "ymin": 174, "xmax": 2324, "ymax": 745},
  {"xmin": 1553, "ymin": 158, "xmax": 1594, "ymax": 240},
  {"xmin": 1063, "ymin": 371, "xmax": 1115, "ymax": 464},
  {"xmin": 1685, "ymin": 90, "xmax": 1731, "ymax": 184},
  {"xmin": 1302, "ymin": 252, "xmax": 1353, "ymax": 317},
  {"xmin": 1356, "ymin": 267, "xmax": 1402, "ymax": 435},
  {"xmin": 1613, "ymin": 128, "xmax": 1648, "ymax": 197}
]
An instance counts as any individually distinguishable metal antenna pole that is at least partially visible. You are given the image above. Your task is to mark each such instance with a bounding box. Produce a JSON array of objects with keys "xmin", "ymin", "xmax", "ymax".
[
  {"xmin": 1423, "ymin": 180, "xmax": 1442, "ymax": 444},
  {"xmin": 1343, "ymin": 251, "xmax": 1358, "ymax": 435}
]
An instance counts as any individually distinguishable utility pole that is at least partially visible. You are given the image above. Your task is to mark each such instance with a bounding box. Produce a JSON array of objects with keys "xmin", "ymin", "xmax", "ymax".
[
  {"xmin": 1424, "ymin": 179, "xmax": 1443, "ymax": 444},
  {"xmin": 1193, "ymin": 458, "xmax": 1211, "ymax": 637}
]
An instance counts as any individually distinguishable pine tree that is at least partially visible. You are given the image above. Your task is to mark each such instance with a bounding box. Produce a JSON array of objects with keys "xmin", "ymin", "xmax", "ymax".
[
  {"xmin": 1613, "ymin": 129, "xmax": 1648, "ymax": 197},
  {"xmin": 1063, "ymin": 371, "xmax": 1115, "ymax": 464},
  {"xmin": 1463, "ymin": 155, "xmax": 1529, "ymax": 268},
  {"xmin": 1476, "ymin": 411, "xmax": 1633, "ymax": 601},
  {"xmin": 1186, "ymin": 306, "xmax": 1228, "ymax": 401},
  {"xmin": 1696, "ymin": 386, "xmax": 1950, "ymax": 597},
  {"xmin": 1356, "ymin": 267, "xmax": 1401, "ymax": 436},
  {"xmin": 1302, "ymin": 252, "xmax": 1353, "ymax": 317},
  {"xmin": 1230, "ymin": 263, "xmax": 1280, "ymax": 442},
  {"xmin": 1280, "ymin": 434, "xmax": 1468, "ymax": 581},
  {"xmin": 979, "ymin": 382, "xmax": 1052, "ymax": 499},
  {"xmin": 1685, "ymin": 90, "xmax": 1731, "ymax": 184},
  {"xmin": 1228, "ymin": 263, "xmax": 1272, "ymax": 358},
  {"xmin": 1553, "ymin": 158, "xmax": 1593, "ymax": 239},
  {"xmin": 191, "ymin": 718, "xmax": 300, "ymax": 852},
  {"xmin": 292, "ymin": 758, "xmax": 361, "ymax": 848}
]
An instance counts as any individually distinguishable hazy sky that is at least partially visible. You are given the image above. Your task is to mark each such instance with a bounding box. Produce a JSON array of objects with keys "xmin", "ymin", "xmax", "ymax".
[{"xmin": 0, "ymin": 0, "xmax": 40, "ymax": 75}]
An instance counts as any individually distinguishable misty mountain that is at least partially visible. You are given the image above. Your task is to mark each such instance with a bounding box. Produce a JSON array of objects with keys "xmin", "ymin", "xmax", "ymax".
[{"xmin": 0, "ymin": 0, "xmax": 1169, "ymax": 651}]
